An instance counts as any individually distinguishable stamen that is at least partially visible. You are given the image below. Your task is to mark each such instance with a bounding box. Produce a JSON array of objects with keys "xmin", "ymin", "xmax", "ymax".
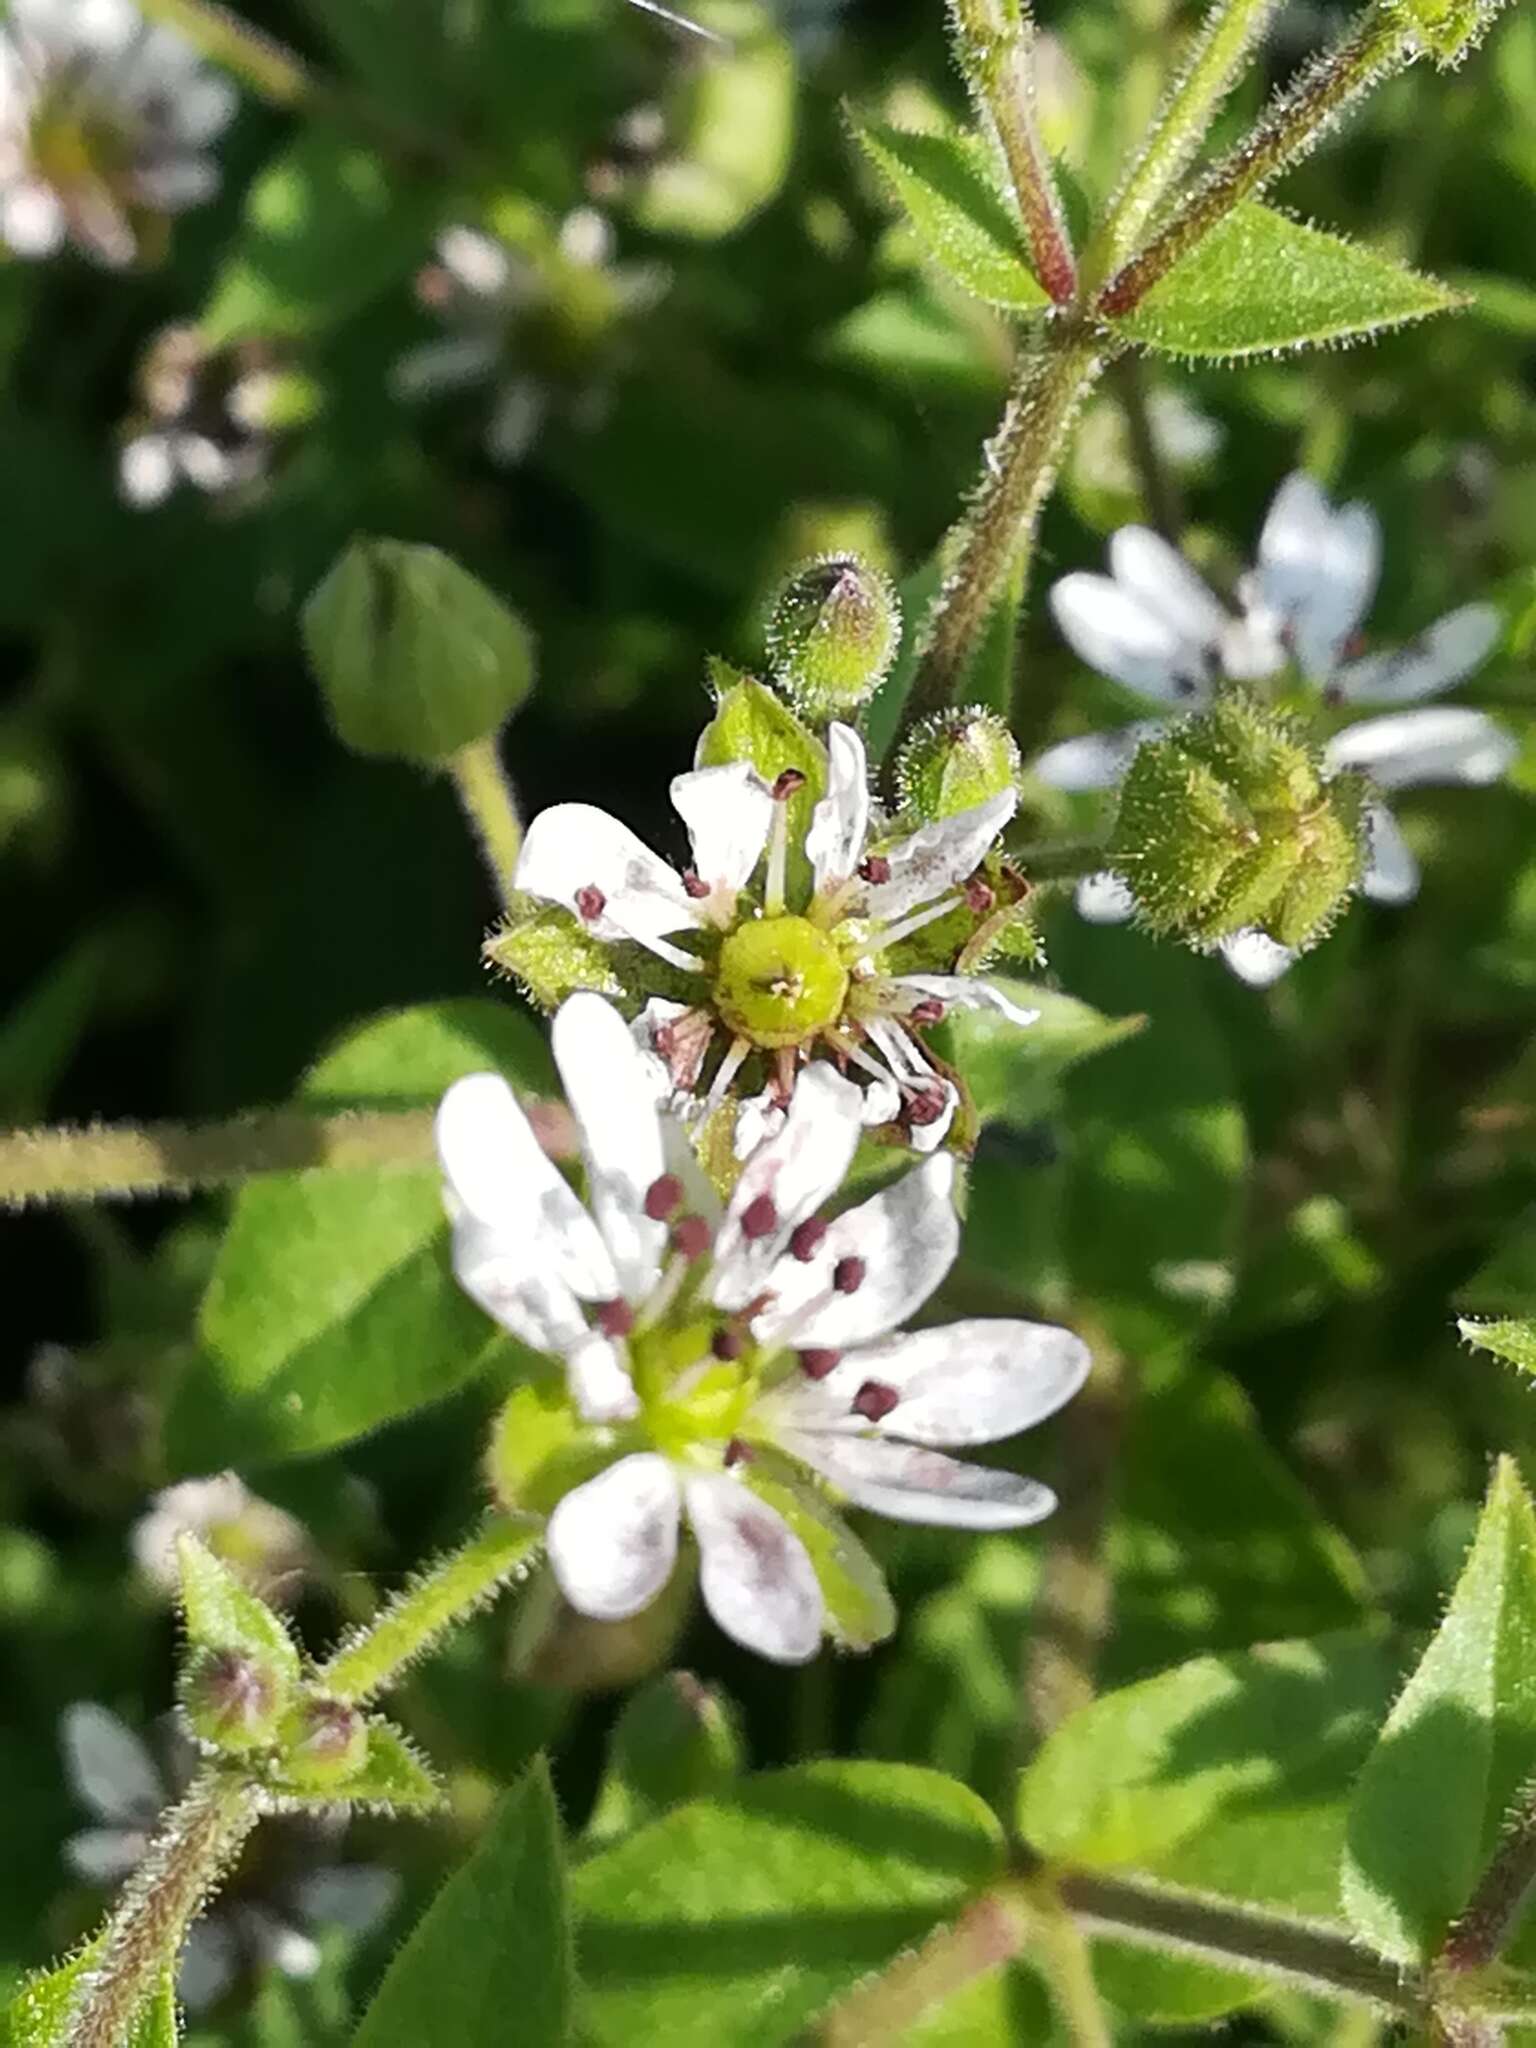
[
  {"xmin": 789, "ymin": 1217, "xmax": 828, "ymax": 1262},
  {"xmin": 682, "ymin": 868, "xmax": 711, "ymax": 899},
  {"xmin": 575, "ymin": 884, "xmax": 607, "ymax": 922},
  {"xmin": 965, "ymin": 877, "xmax": 996, "ymax": 915},
  {"xmin": 772, "ymin": 768, "xmax": 807, "ymax": 799},
  {"xmin": 908, "ymin": 998, "xmax": 946, "ymax": 1026},
  {"xmin": 673, "ymin": 1215, "xmax": 712, "ymax": 1260},
  {"xmin": 799, "ymin": 1348, "xmax": 841, "ymax": 1379},
  {"xmin": 593, "ymin": 1298, "xmax": 634, "ymax": 1338},
  {"xmin": 832, "ymin": 1256, "xmax": 865, "ymax": 1295},
  {"xmin": 874, "ymin": 890, "xmax": 966, "ymax": 951},
  {"xmin": 851, "ymin": 1379, "xmax": 898, "ymax": 1422},
  {"xmin": 904, "ymin": 1086, "xmax": 949, "ymax": 1129},
  {"xmin": 723, "ymin": 1437, "xmax": 754, "ymax": 1467},
  {"xmin": 643, "ymin": 1173, "xmax": 684, "ymax": 1221},
  {"xmin": 764, "ymin": 801, "xmax": 791, "ymax": 916},
  {"xmin": 712, "ymin": 1325, "xmax": 746, "ymax": 1361},
  {"xmin": 859, "ymin": 854, "xmax": 891, "ymax": 884},
  {"xmin": 740, "ymin": 1193, "xmax": 779, "ymax": 1242},
  {"xmin": 706, "ymin": 1035, "xmax": 751, "ymax": 1108}
]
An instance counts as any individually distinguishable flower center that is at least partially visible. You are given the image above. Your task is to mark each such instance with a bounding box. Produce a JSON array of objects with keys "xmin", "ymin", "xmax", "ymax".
[
  {"xmin": 30, "ymin": 92, "xmax": 132, "ymax": 198},
  {"xmin": 713, "ymin": 915, "xmax": 849, "ymax": 1050}
]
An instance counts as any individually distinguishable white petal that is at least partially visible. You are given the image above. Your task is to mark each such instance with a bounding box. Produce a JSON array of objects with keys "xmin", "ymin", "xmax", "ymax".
[
  {"xmin": 784, "ymin": 1432, "xmax": 1058, "ymax": 1530},
  {"xmin": 753, "ymin": 1153, "xmax": 959, "ymax": 1352},
  {"xmin": 169, "ymin": 73, "xmax": 238, "ymax": 145},
  {"xmin": 1032, "ymin": 723, "xmax": 1152, "ymax": 792},
  {"xmin": 670, "ymin": 761, "xmax": 774, "ymax": 895},
  {"xmin": 486, "ymin": 378, "xmax": 544, "ymax": 466},
  {"xmin": 438, "ymin": 224, "xmax": 513, "ymax": 298},
  {"xmin": 132, "ymin": 154, "xmax": 218, "ymax": 210},
  {"xmin": 1360, "ymin": 802, "xmax": 1419, "ymax": 905},
  {"xmin": 1218, "ymin": 929, "xmax": 1297, "ymax": 987},
  {"xmin": 1325, "ymin": 707, "xmax": 1517, "ymax": 790},
  {"xmin": 565, "ymin": 1329, "xmax": 641, "ymax": 1425},
  {"xmin": 732, "ymin": 1090, "xmax": 786, "ymax": 1159},
  {"xmin": 65, "ymin": 1826, "xmax": 147, "ymax": 1883},
  {"xmin": 863, "ymin": 789, "xmax": 1017, "ymax": 924},
  {"xmin": 250, "ymin": 1911, "xmax": 322, "ymax": 1980},
  {"xmin": 291, "ymin": 1865, "xmax": 400, "ymax": 1934},
  {"xmin": 710, "ymin": 1063, "xmax": 864, "ymax": 1311},
  {"xmin": 893, "ymin": 974, "xmax": 1041, "ymax": 1030},
  {"xmin": 552, "ymin": 993, "xmax": 667, "ymax": 1302},
  {"xmin": 1220, "ymin": 602, "xmax": 1288, "ymax": 682},
  {"xmin": 118, "ymin": 433, "xmax": 178, "ymax": 508},
  {"xmin": 1331, "ymin": 604, "xmax": 1502, "ymax": 705},
  {"xmin": 177, "ymin": 1916, "xmax": 238, "ymax": 2010},
  {"xmin": 547, "ymin": 1454, "xmax": 681, "ymax": 1621},
  {"xmin": 436, "ymin": 1073, "xmax": 615, "ymax": 1301},
  {"xmin": 806, "ymin": 722, "xmax": 870, "ymax": 891},
  {"xmin": 130, "ymin": 1474, "xmax": 248, "ymax": 1589},
  {"xmin": 391, "ymin": 334, "xmax": 502, "ymax": 399},
  {"xmin": 515, "ymin": 803, "xmax": 703, "ymax": 963},
  {"xmin": 1049, "ymin": 572, "xmax": 1214, "ymax": 704},
  {"xmin": 1255, "ymin": 471, "xmax": 1379, "ymax": 680},
  {"xmin": 1076, "ymin": 870, "xmax": 1137, "ymax": 923},
  {"xmin": 0, "ymin": 178, "xmax": 65, "ymax": 256},
  {"xmin": 1109, "ymin": 526, "xmax": 1229, "ymax": 649},
  {"xmin": 858, "ymin": 1075, "xmax": 901, "ymax": 1127},
  {"xmin": 61, "ymin": 1705, "xmax": 163, "ymax": 1826},
  {"xmin": 683, "ymin": 1474, "xmax": 823, "ymax": 1665},
  {"xmin": 772, "ymin": 1318, "xmax": 1090, "ymax": 1447}
]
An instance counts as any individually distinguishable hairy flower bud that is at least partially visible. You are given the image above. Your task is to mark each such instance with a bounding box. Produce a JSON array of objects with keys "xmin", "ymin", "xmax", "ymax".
[
  {"xmin": 765, "ymin": 554, "xmax": 901, "ymax": 720},
  {"xmin": 1108, "ymin": 693, "xmax": 1366, "ymax": 952},
  {"xmin": 179, "ymin": 1646, "xmax": 289, "ymax": 1755},
  {"xmin": 895, "ymin": 708, "xmax": 1021, "ymax": 823},
  {"xmin": 274, "ymin": 1694, "xmax": 370, "ymax": 1790}
]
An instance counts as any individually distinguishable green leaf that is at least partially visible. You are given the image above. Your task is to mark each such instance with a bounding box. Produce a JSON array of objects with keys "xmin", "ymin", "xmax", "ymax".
[
  {"xmin": 173, "ymin": 1000, "xmax": 550, "ymax": 1470},
  {"xmin": 852, "ymin": 120, "xmax": 1048, "ymax": 312},
  {"xmin": 176, "ymin": 1532, "xmax": 300, "ymax": 1680},
  {"xmin": 573, "ymin": 1762, "xmax": 1004, "ymax": 2045},
  {"xmin": 201, "ymin": 130, "xmax": 441, "ymax": 344},
  {"xmin": 270, "ymin": 1719, "xmax": 444, "ymax": 1816},
  {"xmin": 1112, "ymin": 202, "xmax": 1464, "ymax": 358},
  {"xmin": 939, "ymin": 978, "xmax": 1144, "ymax": 1131},
  {"xmin": 1462, "ymin": 1316, "xmax": 1536, "ymax": 1374},
  {"xmin": 352, "ymin": 1763, "xmax": 570, "ymax": 2048},
  {"xmin": 585, "ymin": 1673, "xmax": 745, "ymax": 1850},
  {"xmin": 304, "ymin": 541, "xmax": 535, "ymax": 765},
  {"xmin": 1343, "ymin": 1457, "xmax": 1536, "ymax": 1965}
]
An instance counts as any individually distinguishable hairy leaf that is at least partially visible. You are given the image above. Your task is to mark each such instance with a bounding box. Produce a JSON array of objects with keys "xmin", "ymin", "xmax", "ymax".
[{"xmin": 852, "ymin": 121, "xmax": 1049, "ymax": 312}]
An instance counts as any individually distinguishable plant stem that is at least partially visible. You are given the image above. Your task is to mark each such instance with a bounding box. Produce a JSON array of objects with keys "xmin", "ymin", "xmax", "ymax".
[
  {"xmin": 1092, "ymin": 0, "xmax": 1283, "ymax": 282},
  {"xmin": 0, "ymin": 1107, "xmax": 438, "ymax": 1208},
  {"xmin": 909, "ymin": 330, "xmax": 1106, "ymax": 734},
  {"xmin": 1097, "ymin": 5, "xmax": 1413, "ymax": 315},
  {"xmin": 1116, "ymin": 355, "xmax": 1184, "ymax": 540},
  {"xmin": 1034, "ymin": 1894, "xmax": 1114, "ymax": 2044},
  {"xmin": 948, "ymin": 0, "xmax": 1076, "ymax": 303},
  {"xmin": 1439, "ymin": 1778, "xmax": 1536, "ymax": 1975},
  {"xmin": 136, "ymin": 0, "xmax": 309, "ymax": 105},
  {"xmin": 448, "ymin": 735, "xmax": 525, "ymax": 917},
  {"xmin": 817, "ymin": 1888, "xmax": 1032, "ymax": 2045},
  {"xmin": 317, "ymin": 1515, "xmax": 544, "ymax": 1704},
  {"xmin": 66, "ymin": 1771, "xmax": 259, "ymax": 2048}
]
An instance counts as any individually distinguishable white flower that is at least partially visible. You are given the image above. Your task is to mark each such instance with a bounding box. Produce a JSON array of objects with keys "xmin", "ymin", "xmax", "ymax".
[
  {"xmin": 438, "ymin": 993, "xmax": 1088, "ymax": 1663},
  {"xmin": 60, "ymin": 1704, "xmax": 397, "ymax": 2008},
  {"xmin": 0, "ymin": 0, "xmax": 235, "ymax": 267},
  {"xmin": 130, "ymin": 1473, "xmax": 309, "ymax": 1603},
  {"xmin": 118, "ymin": 325, "xmax": 283, "ymax": 508},
  {"xmin": 1035, "ymin": 472, "xmax": 1515, "ymax": 984},
  {"xmin": 515, "ymin": 720, "xmax": 1037, "ymax": 1150}
]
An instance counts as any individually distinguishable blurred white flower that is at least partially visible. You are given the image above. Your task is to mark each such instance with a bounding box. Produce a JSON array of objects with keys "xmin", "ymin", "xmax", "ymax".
[
  {"xmin": 119, "ymin": 325, "xmax": 288, "ymax": 509},
  {"xmin": 0, "ymin": 0, "xmax": 235, "ymax": 266},
  {"xmin": 130, "ymin": 1472, "xmax": 309, "ymax": 1603},
  {"xmin": 60, "ymin": 1704, "xmax": 397, "ymax": 2009},
  {"xmin": 1035, "ymin": 472, "xmax": 1514, "ymax": 985},
  {"xmin": 437, "ymin": 992, "xmax": 1088, "ymax": 1664}
]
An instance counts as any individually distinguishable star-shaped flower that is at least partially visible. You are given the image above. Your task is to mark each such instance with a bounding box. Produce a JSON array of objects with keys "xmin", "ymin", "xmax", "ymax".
[
  {"xmin": 0, "ymin": 0, "xmax": 235, "ymax": 267},
  {"xmin": 437, "ymin": 993, "xmax": 1088, "ymax": 1664},
  {"xmin": 1034, "ymin": 472, "xmax": 1514, "ymax": 984},
  {"xmin": 511, "ymin": 718, "xmax": 1038, "ymax": 1151}
]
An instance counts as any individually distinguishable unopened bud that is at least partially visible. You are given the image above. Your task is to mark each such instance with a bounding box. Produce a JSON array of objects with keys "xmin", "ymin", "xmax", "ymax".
[
  {"xmin": 765, "ymin": 554, "xmax": 901, "ymax": 720},
  {"xmin": 896, "ymin": 707, "xmax": 1021, "ymax": 823},
  {"xmin": 180, "ymin": 1646, "xmax": 288, "ymax": 1755},
  {"xmin": 275, "ymin": 1694, "xmax": 369, "ymax": 1790},
  {"xmin": 1108, "ymin": 693, "xmax": 1365, "ymax": 953}
]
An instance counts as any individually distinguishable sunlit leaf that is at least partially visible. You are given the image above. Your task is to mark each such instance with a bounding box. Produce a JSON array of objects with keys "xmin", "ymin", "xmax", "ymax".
[{"xmin": 852, "ymin": 120, "xmax": 1049, "ymax": 312}]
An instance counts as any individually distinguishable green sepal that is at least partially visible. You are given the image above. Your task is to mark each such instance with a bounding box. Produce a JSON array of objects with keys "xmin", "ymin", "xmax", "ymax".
[
  {"xmin": 176, "ymin": 1531, "xmax": 301, "ymax": 1683},
  {"xmin": 484, "ymin": 904, "xmax": 626, "ymax": 1011},
  {"xmin": 1460, "ymin": 1317, "xmax": 1536, "ymax": 1375},
  {"xmin": 266, "ymin": 1716, "xmax": 445, "ymax": 1815},
  {"xmin": 741, "ymin": 1446, "xmax": 896, "ymax": 1650},
  {"xmin": 696, "ymin": 675, "xmax": 826, "ymax": 901},
  {"xmin": 488, "ymin": 1378, "xmax": 627, "ymax": 1517}
]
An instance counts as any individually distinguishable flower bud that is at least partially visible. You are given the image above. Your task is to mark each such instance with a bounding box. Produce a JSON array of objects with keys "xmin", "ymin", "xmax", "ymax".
[
  {"xmin": 765, "ymin": 554, "xmax": 901, "ymax": 720},
  {"xmin": 179, "ymin": 1646, "xmax": 289, "ymax": 1755},
  {"xmin": 274, "ymin": 1694, "xmax": 370, "ymax": 1790},
  {"xmin": 1108, "ymin": 693, "xmax": 1366, "ymax": 952},
  {"xmin": 895, "ymin": 708, "xmax": 1021, "ymax": 823},
  {"xmin": 303, "ymin": 539, "xmax": 535, "ymax": 765}
]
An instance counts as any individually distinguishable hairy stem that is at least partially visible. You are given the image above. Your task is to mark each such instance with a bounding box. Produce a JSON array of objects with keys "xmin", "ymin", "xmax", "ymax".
[
  {"xmin": 448, "ymin": 735, "xmax": 525, "ymax": 916},
  {"xmin": 948, "ymin": 0, "xmax": 1076, "ymax": 303},
  {"xmin": 910, "ymin": 331, "xmax": 1106, "ymax": 734},
  {"xmin": 317, "ymin": 1515, "xmax": 545, "ymax": 1704},
  {"xmin": 66, "ymin": 1772, "xmax": 258, "ymax": 2048},
  {"xmin": 1439, "ymin": 1777, "xmax": 1536, "ymax": 1975},
  {"xmin": 135, "ymin": 0, "xmax": 309, "ymax": 104},
  {"xmin": 1097, "ymin": 5, "xmax": 1413, "ymax": 315},
  {"xmin": 1093, "ymin": 0, "xmax": 1283, "ymax": 281},
  {"xmin": 1034, "ymin": 1895, "xmax": 1114, "ymax": 2044},
  {"xmin": 0, "ymin": 1107, "xmax": 438, "ymax": 1208},
  {"xmin": 1116, "ymin": 355, "xmax": 1185, "ymax": 540}
]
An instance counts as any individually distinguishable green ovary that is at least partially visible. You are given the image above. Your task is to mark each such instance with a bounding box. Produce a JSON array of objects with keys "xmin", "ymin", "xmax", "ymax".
[{"xmin": 713, "ymin": 914, "xmax": 849, "ymax": 1049}]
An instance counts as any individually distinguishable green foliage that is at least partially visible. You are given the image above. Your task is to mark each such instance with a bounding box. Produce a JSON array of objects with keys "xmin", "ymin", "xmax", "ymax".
[
  {"xmin": 176, "ymin": 1531, "xmax": 301, "ymax": 1680},
  {"xmin": 1112, "ymin": 203, "xmax": 1464, "ymax": 358},
  {"xmin": 352, "ymin": 1765, "xmax": 570, "ymax": 2048},
  {"xmin": 1462, "ymin": 1317, "xmax": 1536, "ymax": 1373},
  {"xmin": 304, "ymin": 541, "xmax": 535, "ymax": 765},
  {"xmin": 585, "ymin": 1672, "xmax": 745, "ymax": 1848},
  {"xmin": 851, "ymin": 119, "xmax": 1049, "ymax": 312},
  {"xmin": 572, "ymin": 1763, "xmax": 1004, "ymax": 2044},
  {"xmin": 1343, "ymin": 1457, "xmax": 1536, "ymax": 1965}
]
